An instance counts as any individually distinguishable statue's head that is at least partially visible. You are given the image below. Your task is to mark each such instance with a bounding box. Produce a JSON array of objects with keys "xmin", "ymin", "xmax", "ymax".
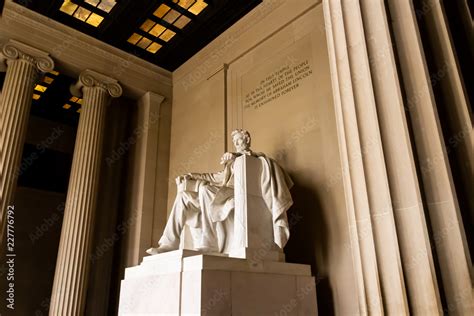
[{"xmin": 231, "ymin": 129, "xmax": 251, "ymax": 153}]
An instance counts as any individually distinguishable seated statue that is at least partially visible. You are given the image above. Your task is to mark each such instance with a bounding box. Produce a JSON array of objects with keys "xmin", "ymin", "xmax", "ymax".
[{"xmin": 146, "ymin": 129, "xmax": 294, "ymax": 255}]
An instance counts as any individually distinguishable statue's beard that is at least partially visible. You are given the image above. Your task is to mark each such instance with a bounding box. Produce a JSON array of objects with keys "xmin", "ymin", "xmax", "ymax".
[{"xmin": 235, "ymin": 145, "xmax": 250, "ymax": 153}]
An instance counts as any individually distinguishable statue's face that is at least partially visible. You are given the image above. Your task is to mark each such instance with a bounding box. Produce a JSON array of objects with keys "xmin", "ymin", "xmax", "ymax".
[{"xmin": 233, "ymin": 133, "xmax": 249, "ymax": 153}]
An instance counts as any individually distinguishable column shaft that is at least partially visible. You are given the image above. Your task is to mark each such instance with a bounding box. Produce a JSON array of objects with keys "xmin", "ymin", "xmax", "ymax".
[
  {"xmin": 49, "ymin": 69, "xmax": 121, "ymax": 316},
  {"xmin": 387, "ymin": 0, "xmax": 473, "ymax": 314},
  {"xmin": 0, "ymin": 40, "xmax": 54, "ymax": 245},
  {"xmin": 340, "ymin": 0, "xmax": 409, "ymax": 313},
  {"xmin": 420, "ymin": 0, "xmax": 474, "ymax": 249},
  {"xmin": 323, "ymin": 1, "xmax": 382, "ymax": 313},
  {"xmin": 323, "ymin": 1, "xmax": 367, "ymax": 312},
  {"xmin": 359, "ymin": 0, "xmax": 443, "ymax": 314},
  {"xmin": 50, "ymin": 87, "xmax": 109, "ymax": 315},
  {"xmin": 0, "ymin": 59, "xmax": 37, "ymax": 211}
]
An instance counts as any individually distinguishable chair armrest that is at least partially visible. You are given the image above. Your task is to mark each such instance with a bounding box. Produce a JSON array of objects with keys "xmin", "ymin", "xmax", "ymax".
[{"xmin": 177, "ymin": 179, "xmax": 200, "ymax": 192}]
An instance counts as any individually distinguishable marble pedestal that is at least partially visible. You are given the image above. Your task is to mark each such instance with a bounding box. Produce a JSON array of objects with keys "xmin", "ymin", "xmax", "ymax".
[{"xmin": 119, "ymin": 250, "xmax": 318, "ymax": 315}]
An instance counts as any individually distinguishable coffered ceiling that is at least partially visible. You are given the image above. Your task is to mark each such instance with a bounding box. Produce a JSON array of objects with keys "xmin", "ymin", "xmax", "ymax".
[
  {"xmin": 2, "ymin": 0, "xmax": 261, "ymax": 126},
  {"xmin": 13, "ymin": 0, "xmax": 261, "ymax": 71}
]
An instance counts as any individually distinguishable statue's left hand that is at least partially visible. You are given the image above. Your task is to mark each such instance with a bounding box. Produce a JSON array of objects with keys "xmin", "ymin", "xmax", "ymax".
[{"xmin": 175, "ymin": 174, "xmax": 193, "ymax": 185}]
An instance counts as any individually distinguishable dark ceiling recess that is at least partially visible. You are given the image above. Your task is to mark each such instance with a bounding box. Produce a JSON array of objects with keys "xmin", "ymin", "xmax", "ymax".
[
  {"xmin": 14, "ymin": 0, "xmax": 262, "ymax": 71},
  {"xmin": 17, "ymin": 144, "xmax": 73, "ymax": 193},
  {"xmin": 30, "ymin": 72, "xmax": 81, "ymax": 127}
]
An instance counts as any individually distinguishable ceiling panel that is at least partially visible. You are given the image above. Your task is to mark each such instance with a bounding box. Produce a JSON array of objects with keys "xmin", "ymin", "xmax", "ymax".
[{"xmin": 13, "ymin": 0, "xmax": 262, "ymax": 71}]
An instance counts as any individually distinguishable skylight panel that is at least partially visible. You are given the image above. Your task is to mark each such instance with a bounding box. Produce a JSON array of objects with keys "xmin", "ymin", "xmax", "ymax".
[
  {"xmin": 127, "ymin": 1, "xmax": 208, "ymax": 54},
  {"xmin": 189, "ymin": 0, "xmax": 207, "ymax": 15},
  {"xmin": 59, "ymin": 0, "xmax": 116, "ymax": 28},
  {"xmin": 32, "ymin": 71, "xmax": 59, "ymax": 101}
]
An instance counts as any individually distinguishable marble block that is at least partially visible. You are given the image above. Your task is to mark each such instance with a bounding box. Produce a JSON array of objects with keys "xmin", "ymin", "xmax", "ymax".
[
  {"xmin": 119, "ymin": 250, "xmax": 318, "ymax": 315},
  {"xmin": 231, "ymin": 155, "xmax": 284, "ymax": 262}
]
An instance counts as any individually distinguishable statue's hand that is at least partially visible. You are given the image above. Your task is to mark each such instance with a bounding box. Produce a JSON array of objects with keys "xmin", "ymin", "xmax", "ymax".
[
  {"xmin": 220, "ymin": 152, "xmax": 236, "ymax": 165},
  {"xmin": 175, "ymin": 174, "xmax": 193, "ymax": 185}
]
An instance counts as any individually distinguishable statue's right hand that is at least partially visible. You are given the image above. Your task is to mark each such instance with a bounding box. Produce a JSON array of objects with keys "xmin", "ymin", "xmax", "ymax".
[{"xmin": 220, "ymin": 152, "xmax": 236, "ymax": 165}]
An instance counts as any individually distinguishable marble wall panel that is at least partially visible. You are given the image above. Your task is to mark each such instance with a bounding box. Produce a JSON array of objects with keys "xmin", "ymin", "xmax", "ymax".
[{"xmin": 170, "ymin": 3, "xmax": 358, "ymax": 314}]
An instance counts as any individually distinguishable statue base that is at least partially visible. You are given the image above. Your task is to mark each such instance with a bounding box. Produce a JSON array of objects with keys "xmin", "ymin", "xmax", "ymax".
[{"xmin": 118, "ymin": 250, "xmax": 318, "ymax": 315}]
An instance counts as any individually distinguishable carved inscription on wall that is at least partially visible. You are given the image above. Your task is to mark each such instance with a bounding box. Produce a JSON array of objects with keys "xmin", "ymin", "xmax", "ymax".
[{"xmin": 243, "ymin": 60, "xmax": 313, "ymax": 110}]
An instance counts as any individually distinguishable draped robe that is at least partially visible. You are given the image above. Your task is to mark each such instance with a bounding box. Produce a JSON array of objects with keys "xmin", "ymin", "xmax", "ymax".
[{"xmin": 158, "ymin": 153, "xmax": 293, "ymax": 252}]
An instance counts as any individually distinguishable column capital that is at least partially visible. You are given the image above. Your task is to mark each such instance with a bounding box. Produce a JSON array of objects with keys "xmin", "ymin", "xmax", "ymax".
[
  {"xmin": 71, "ymin": 69, "xmax": 123, "ymax": 98},
  {"xmin": 1, "ymin": 40, "xmax": 54, "ymax": 73}
]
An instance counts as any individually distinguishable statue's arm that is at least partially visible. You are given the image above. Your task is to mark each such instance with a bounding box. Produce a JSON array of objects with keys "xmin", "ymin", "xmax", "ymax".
[
  {"xmin": 186, "ymin": 151, "xmax": 236, "ymax": 184},
  {"xmin": 187, "ymin": 170, "xmax": 225, "ymax": 185},
  {"xmin": 175, "ymin": 172, "xmax": 222, "ymax": 186},
  {"xmin": 177, "ymin": 152, "xmax": 239, "ymax": 186}
]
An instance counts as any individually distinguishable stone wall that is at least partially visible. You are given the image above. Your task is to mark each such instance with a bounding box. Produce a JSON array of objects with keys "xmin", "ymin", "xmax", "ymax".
[{"xmin": 169, "ymin": 1, "xmax": 357, "ymax": 313}]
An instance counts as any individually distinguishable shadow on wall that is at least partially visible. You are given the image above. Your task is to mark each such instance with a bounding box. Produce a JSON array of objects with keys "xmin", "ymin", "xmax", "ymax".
[
  {"xmin": 285, "ymin": 180, "xmax": 335, "ymax": 316},
  {"xmin": 85, "ymin": 97, "xmax": 133, "ymax": 316}
]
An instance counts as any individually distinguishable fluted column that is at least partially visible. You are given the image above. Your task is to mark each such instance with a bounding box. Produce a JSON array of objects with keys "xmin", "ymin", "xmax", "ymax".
[
  {"xmin": 49, "ymin": 70, "xmax": 122, "ymax": 316},
  {"xmin": 359, "ymin": 1, "xmax": 443, "ymax": 314},
  {"xmin": 0, "ymin": 40, "xmax": 54, "ymax": 245},
  {"xmin": 387, "ymin": 1, "xmax": 473, "ymax": 314},
  {"xmin": 339, "ymin": 0, "xmax": 409, "ymax": 313},
  {"xmin": 323, "ymin": 1, "xmax": 383, "ymax": 314}
]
